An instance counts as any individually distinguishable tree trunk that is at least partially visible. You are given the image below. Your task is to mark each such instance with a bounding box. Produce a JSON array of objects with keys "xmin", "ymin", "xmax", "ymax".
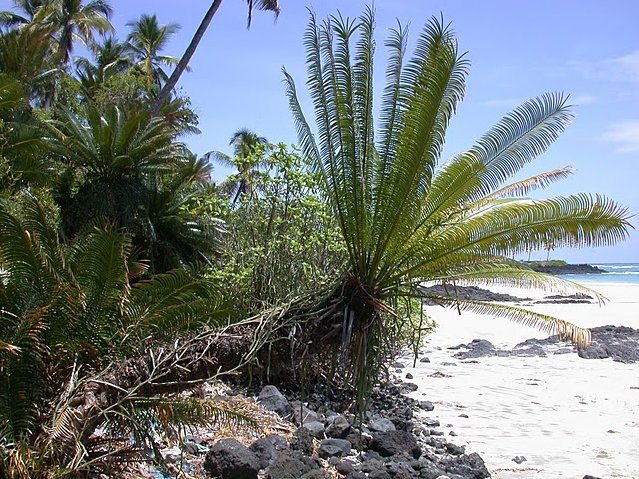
[{"xmin": 151, "ymin": 0, "xmax": 224, "ymax": 115}]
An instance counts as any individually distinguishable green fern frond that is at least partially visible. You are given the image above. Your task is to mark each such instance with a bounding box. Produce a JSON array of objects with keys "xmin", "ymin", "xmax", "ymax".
[
  {"xmin": 123, "ymin": 268, "xmax": 227, "ymax": 348},
  {"xmin": 135, "ymin": 396, "xmax": 262, "ymax": 434},
  {"xmin": 480, "ymin": 166, "xmax": 575, "ymax": 201}
]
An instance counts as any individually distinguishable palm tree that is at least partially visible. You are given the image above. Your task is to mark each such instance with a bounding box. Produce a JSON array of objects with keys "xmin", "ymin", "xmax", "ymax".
[
  {"xmin": 152, "ymin": 0, "xmax": 281, "ymax": 113},
  {"xmin": 46, "ymin": 0, "xmax": 113, "ymax": 64},
  {"xmin": 74, "ymin": 35, "xmax": 132, "ymax": 92},
  {"xmin": 0, "ymin": 0, "xmax": 113, "ymax": 73},
  {"xmin": 126, "ymin": 13, "xmax": 179, "ymax": 87},
  {"xmin": 282, "ymin": 9, "xmax": 631, "ymax": 409},
  {"xmin": 0, "ymin": 0, "xmax": 47, "ymax": 28},
  {"xmin": 0, "ymin": 21, "xmax": 59, "ymax": 104},
  {"xmin": 206, "ymin": 128, "xmax": 270, "ymax": 204}
]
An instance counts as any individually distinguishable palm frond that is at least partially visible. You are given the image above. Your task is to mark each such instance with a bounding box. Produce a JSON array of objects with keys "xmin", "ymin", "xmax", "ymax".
[
  {"xmin": 480, "ymin": 165, "xmax": 575, "ymax": 201},
  {"xmin": 123, "ymin": 268, "xmax": 227, "ymax": 348},
  {"xmin": 425, "ymin": 297, "xmax": 591, "ymax": 348},
  {"xmin": 246, "ymin": 0, "xmax": 280, "ymax": 28},
  {"xmin": 390, "ymin": 194, "xmax": 631, "ymax": 284},
  {"xmin": 371, "ymin": 16, "xmax": 469, "ymax": 280},
  {"xmin": 131, "ymin": 396, "xmax": 261, "ymax": 434},
  {"xmin": 425, "ymin": 94, "xmax": 573, "ymax": 219},
  {"xmin": 420, "ymin": 262, "xmax": 605, "ymax": 302}
]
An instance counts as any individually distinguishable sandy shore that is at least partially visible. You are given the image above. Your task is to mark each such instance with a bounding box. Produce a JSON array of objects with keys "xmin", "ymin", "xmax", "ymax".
[{"xmin": 403, "ymin": 282, "xmax": 639, "ymax": 479}]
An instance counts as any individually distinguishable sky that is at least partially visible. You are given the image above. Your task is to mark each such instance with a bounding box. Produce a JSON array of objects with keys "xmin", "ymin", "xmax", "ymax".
[{"xmin": 2, "ymin": 0, "xmax": 637, "ymax": 263}]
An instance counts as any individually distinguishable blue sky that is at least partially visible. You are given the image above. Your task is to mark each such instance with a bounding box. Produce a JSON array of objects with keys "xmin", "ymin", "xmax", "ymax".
[{"xmin": 3, "ymin": 0, "xmax": 637, "ymax": 262}]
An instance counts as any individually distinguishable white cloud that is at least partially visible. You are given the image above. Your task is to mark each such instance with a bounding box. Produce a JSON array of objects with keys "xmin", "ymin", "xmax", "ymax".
[
  {"xmin": 602, "ymin": 121, "xmax": 639, "ymax": 153},
  {"xmin": 570, "ymin": 94, "xmax": 597, "ymax": 105},
  {"xmin": 570, "ymin": 49, "xmax": 639, "ymax": 84},
  {"xmin": 608, "ymin": 50, "xmax": 639, "ymax": 81}
]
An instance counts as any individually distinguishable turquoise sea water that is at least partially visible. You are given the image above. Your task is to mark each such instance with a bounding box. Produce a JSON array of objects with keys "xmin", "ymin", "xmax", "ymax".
[{"xmin": 558, "ymin": 263, "xmax": 639, "ymax": 285}]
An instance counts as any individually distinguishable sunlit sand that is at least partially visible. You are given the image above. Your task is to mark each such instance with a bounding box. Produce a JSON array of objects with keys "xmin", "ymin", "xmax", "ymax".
[{"xmin": 404, "ymin": 283, "xmax": 639, "ymax": 478}]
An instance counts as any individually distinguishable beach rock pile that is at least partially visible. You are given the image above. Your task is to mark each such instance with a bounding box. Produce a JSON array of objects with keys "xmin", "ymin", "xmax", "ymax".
[
  {"xmin": 448, "ymin": 325, "xmax": 639, "ymax": 364},
  {"xmin": 198, "ymin": 382, "xmax": 491, "ymax": 479},
  {"xmin": 534, "ymin": 293, "xmax": 593, "ymax": 304},
  {"xmin": 420, "ymin": 285, "xmax": 528, "ymax": 304},
  {"xmin": 578, "ymin": 325, "xmax": 639, "ymax": 363}
]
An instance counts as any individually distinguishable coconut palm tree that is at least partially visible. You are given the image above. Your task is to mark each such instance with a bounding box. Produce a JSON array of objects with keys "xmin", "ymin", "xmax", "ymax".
[
  {"xmin": 126, "ymin": 13, "xmax": 179, "ymax": 87},
  {"xmin": 282, "ymin": 9, "xmax": 631, "ymax": 408},
  {"xmin": 0, "ymin": 21, "xmax": 59, "ymax": 105},
  {"xmin": 0, "ymin": 0, "xmax": 47, "ymax": 28},
  {"xmin": 206, "ymin": 128, "xmax": 270, "ymax": 204},
  {"xmin": 152, "ymin": 0, "xmax": 281, "ymax": 113},
  {"xmin": 74, "ymin": 35, "xmax": 132, "ymax": 92},
  {"xmin": 46, "ymin": 0, "xmax": 113, "ymax": 64}
]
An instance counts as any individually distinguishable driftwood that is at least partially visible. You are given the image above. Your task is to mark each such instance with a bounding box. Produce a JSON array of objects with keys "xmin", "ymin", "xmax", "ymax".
[
  {"xmin": 41, "ymin": 297, "xmax": 347, "ymax": 471},
  {"xmin": 36, "ymin": 275, "xmax": 393, "ymax": 474}
]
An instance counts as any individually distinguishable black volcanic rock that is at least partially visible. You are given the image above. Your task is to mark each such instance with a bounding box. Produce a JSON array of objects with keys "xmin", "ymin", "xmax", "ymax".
[
  {"xmin": 580, "ymin": 325, "xmax": 639, "ymax": 363},
  {"xmin": 421, "ymin": 285, "xmax": 527, "ymax": 303},
  {"xmin": 527, "ymin": 262, "xmax": 606, "ymax": 275},
  {"xmin": 204, "ymin": 438, "xmax": 260, "ymax": 479},
  {"xmin": 450, "ymin": 326, "xmax": 639, "ymax": 364},
  {"xmin": 369, "ymin": 430, "xmax": 421, "ymax": 458}
]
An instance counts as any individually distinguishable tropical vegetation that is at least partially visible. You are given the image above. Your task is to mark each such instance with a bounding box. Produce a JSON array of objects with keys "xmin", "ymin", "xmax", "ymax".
[{"xmin": 0, "ymin": 2, "xmax": 632, "ymax": 477}]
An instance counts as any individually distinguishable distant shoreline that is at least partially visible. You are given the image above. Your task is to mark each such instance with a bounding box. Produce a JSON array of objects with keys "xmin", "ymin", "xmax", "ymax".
[{"xmin": 524, "ymin": 261, "xmax": 605, "ymax": 275}]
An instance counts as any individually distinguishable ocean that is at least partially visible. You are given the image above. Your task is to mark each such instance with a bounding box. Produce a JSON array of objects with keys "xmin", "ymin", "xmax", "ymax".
[{"xmin": 559, "ymin": 262, "xmax": 639, "ymax": 285}]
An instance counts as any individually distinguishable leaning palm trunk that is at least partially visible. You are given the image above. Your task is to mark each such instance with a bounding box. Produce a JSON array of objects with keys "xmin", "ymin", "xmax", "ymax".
[
  {"xmin": 152, "ymin": 0, "xmax": 280, "ymax": 113},
  {"xmin": 281, "ymin": 8, "xmax": 631, "ymax": 411}
]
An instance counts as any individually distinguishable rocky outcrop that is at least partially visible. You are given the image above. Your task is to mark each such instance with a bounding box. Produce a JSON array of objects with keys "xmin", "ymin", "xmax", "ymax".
[
  {"xmin": 527, "ymin": 263, "xmax": 606, "ymax": 275},
  {"xmin": 421, "ymin": 285, "xmax": 527, "ymax": 303},
  {"xmin": 450, "ymin": 325, "xmax": 639, "ymax": 364},
  {"xmin": 579, "ymin": 325, "xmax": 639, "ymax": 363}
]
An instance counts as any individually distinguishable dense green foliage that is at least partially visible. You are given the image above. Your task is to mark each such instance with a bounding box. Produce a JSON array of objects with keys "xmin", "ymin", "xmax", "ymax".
[{"xmin": 210, "ymin": 143, "xmax": 347, "ymax": 311}]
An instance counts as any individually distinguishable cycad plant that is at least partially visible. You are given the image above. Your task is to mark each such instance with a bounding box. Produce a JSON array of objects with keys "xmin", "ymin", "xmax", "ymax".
[
  {"xmin": 49, "ymin": 104, "xmax": 177, "ymax": 237},
  {"xmin": 144, "ymin": 154, "xmax": 225, "ymax": 273},
  {"xmin": 0, "ymin": 75, "xmax": 50, "ymax": 192},
  {"xmin": 0, "ymin": 194, "xmax": 233, "ymax": 476},
  {"xmin": 282, "ymin": 9, "xmax": 631, "ymax": 408}
]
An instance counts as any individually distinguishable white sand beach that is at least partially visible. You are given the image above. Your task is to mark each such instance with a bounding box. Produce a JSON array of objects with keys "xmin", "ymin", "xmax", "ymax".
[{"xmin": 404, "ymin": 283, "xmax": 639, "ymax": 479}]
